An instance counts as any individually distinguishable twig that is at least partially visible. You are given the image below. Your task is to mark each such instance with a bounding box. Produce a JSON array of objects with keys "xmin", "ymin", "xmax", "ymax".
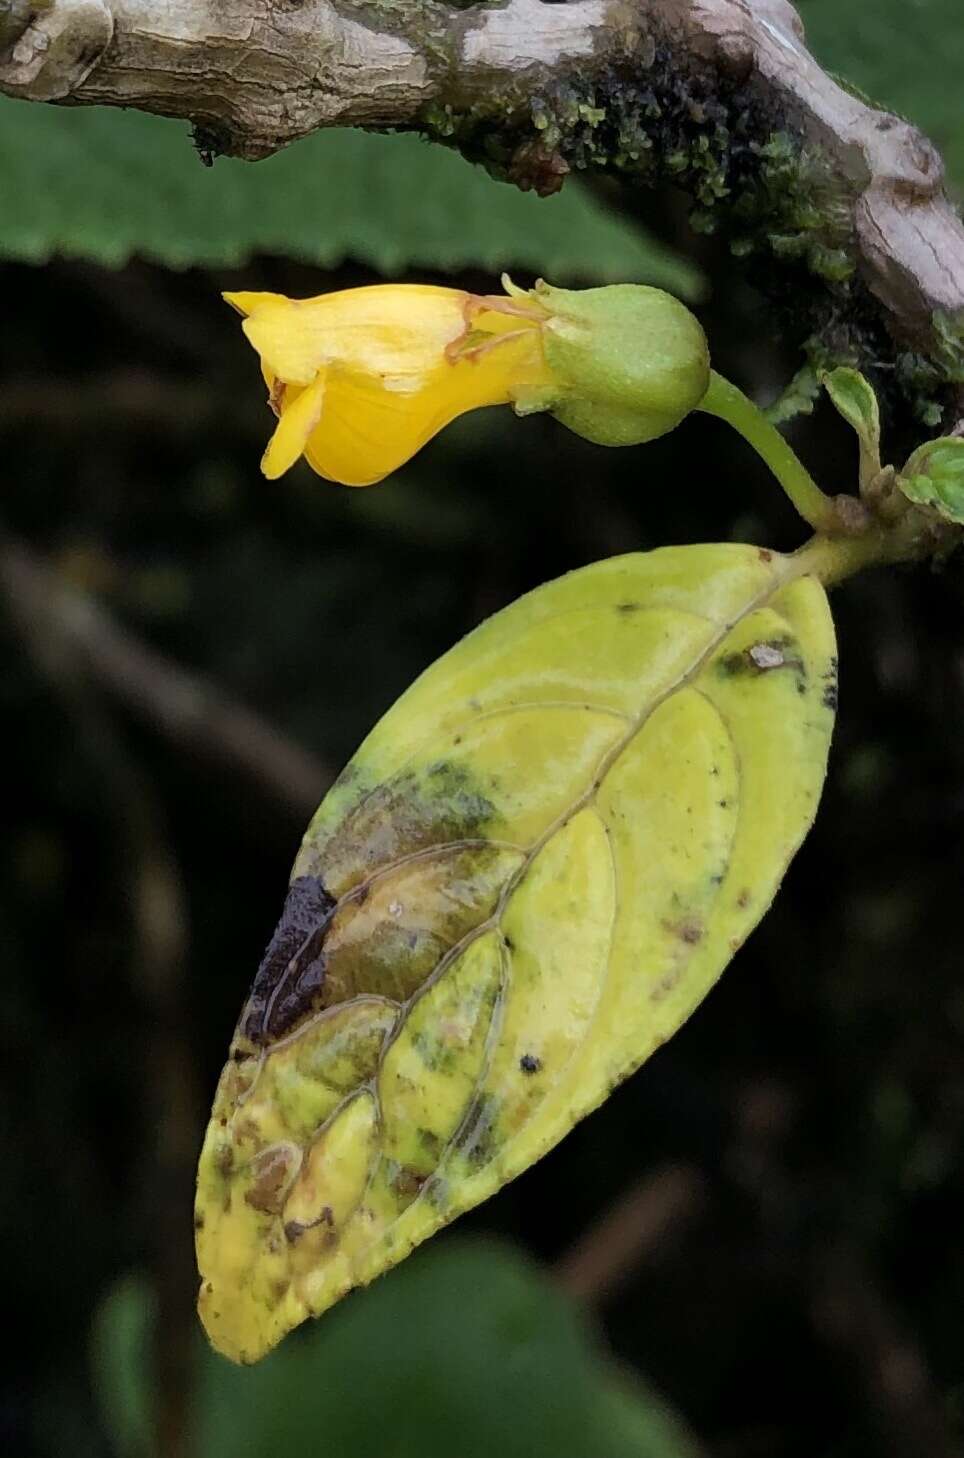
[
  {"xmin": 0, "ymin": 371, "xmax": 256, "ymax": 436},
  {"xmin": 2, "ymin": 0, "xmax": 962, "ymax": 397},
  {"xmin": 1, "ymin": 530, "xmax": 197, "ymax": 1458},
  {"xmin": 811, "ymin": 1243, "xmax": 964, "ymax": 1458},
  {"xmin": 555, "ymin": 1162, "xmax": 707, "ymax": 1304},
  {"xmin": 0, "ymin": 537, "xmax": 332, "ymax": 820}
]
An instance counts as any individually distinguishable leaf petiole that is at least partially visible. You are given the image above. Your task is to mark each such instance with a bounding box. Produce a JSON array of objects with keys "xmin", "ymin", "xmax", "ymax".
[{"xmin": 788, "ymin": 513, "xmax": 937, "ymax": 588}]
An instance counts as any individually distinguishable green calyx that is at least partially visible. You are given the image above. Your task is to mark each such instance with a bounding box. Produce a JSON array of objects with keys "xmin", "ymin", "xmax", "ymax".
[{"xmin": 520, "ymin": 281, "xmax": 711, "ymax": 448}]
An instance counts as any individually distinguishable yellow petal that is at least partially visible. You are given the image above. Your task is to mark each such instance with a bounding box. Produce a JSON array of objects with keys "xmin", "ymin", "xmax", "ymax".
[
  {"xmin": 305, "ymin": 331, "xmax": 550, "ymax": 487},
  {"xmin": 261, "ymin": 373, "xmax": 326, "ymax": 480},
  {"xmin": 228, "ymin": 283, "xmax": 556, "ymax": 486},
  {"xmin": 242, "ymin": 285, "xmax": 469, "ymax": 390},
  {"xmin": 223, "ymin": 290, "xmax": 287, "ymax": 319}
]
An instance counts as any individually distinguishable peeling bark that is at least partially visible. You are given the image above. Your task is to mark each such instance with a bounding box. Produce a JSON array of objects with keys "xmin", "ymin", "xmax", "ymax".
[{"xmin": 2, "ymin": 0, "xmax": 962, "ymax": 418}]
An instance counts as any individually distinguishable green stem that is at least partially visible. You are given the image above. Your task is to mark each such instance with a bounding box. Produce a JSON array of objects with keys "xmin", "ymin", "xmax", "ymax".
[
  {"xmin": 787, "ymin": 513, "xmax": 934, "ymax": 589},
  {"xmin": 699, "ymin": 370, "xmax": 839, "ymax": 533}
]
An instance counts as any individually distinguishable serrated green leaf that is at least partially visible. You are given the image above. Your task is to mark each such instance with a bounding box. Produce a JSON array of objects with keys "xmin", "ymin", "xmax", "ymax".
[
  {"xmin": 95, "ymin": 1246, "xmax": 697, "ymax": 1458},
  {"xmin": 821, "ymin": 367, "xmax": 882, "ymax": 488},
  {"xmin": 898, "ymin": 436, "xmax": 964, "ymax": 523},
  {"xmin": 196, "ymin": 544, "xmax": 836, "ymax": 1362},
  {"xmin": 0, "ymin": 97, "xmax": 702, "ymax": 296}
]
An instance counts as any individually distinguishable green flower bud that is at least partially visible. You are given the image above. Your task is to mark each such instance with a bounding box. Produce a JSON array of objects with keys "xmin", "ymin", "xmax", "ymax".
[{"xmin": 519, "ymin": 280, "xmax": 711, "ymax": 447}]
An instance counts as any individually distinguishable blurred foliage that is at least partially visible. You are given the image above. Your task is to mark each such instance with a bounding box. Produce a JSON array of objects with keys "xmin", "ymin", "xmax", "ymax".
[
  {"xmin": 92, "ymin": 1244, "xmax": 698, "ymax": 1458},
  {"xmin": 797, "ymin": 0, "xmax": 964, "ymax": 189},
  {"xmin": 0, "ymin": 97, "xmax": 702, "ymax": 296},
  {"xmin": 6, "ymin": 241, "xmax": 964, "ymax": 1458}
]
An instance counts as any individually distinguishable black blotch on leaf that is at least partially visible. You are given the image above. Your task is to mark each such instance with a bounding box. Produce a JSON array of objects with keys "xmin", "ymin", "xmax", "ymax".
[{"xmin": 241, "ymin": 875, "xmax": 337, "ymax": 1044}]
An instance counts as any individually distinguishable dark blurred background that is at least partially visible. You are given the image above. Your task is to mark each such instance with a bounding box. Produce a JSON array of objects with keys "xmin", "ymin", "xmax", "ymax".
[{"xmin": 2, "ymin": 3, "xmax": 963, "ymax": 1456}]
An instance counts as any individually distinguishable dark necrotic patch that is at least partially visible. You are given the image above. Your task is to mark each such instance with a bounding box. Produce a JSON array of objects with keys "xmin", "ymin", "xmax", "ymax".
[
  {"xmin": 822, "ymin": 655, "xmax": 839, "ymax": 712},
  {"xmin": 283, "ymin": 1205, "xmax": 333, "ymax": 1245},
  {"xmin": 241, "ymin": 876, "xmax": 338, "ymax": 1045},
  {"xmin": 244, "ymin": 1145, "xmax": 299, "ymax": 1215},
  {"xmin": 519, "ymin": 1053, "xmax": 542, "ymax": 1075}
]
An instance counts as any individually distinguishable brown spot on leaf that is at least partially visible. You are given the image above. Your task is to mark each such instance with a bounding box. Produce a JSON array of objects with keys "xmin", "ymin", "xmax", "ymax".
[
  {"xmin": 283, "ymin": 1203, "xmax": 334, "ymax": 1243},
  {"xmin": 392, "ymin": 1166, "xmax": 428, "ymax": 1199},
  {"xmin": 666, "ymin": 917, "xmax": 703, "ymax": 945},
  {"xmin": 319, "ymin": 844, "xmax": 520, "ymax": 1007},
  {"xmin": 651, "ymin": 967, "xmax": 683, "ymax": 1002},
  {"xmin": 244, "ymin": 1144, "xmax": 300, "ymax": 1215}
]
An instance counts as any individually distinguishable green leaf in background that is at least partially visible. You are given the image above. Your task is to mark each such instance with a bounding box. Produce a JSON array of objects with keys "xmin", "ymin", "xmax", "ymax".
[
  {"xmin": 796, "ymin": 0, "xmax": 964, "ymax": 193},
  {"xmin": 91, "ymin": 1242, "xmax": 698, "ymax": 1458},
  {"xmin": 0, "ymin": 98, "xmax": 702, "ymax": 297},
  {"xmin": 898, "ymin": 436, "xmax": 964, "ymax": 524}
]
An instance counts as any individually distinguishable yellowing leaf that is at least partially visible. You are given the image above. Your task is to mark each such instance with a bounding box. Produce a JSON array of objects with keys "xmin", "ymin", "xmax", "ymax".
[{"xmin": 196, "ymin": 544, "xmax": 837, "ymax": 1362}]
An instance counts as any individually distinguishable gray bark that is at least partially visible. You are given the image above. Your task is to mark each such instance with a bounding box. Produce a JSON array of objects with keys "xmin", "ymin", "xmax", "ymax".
[{"xmin": 2, "ymin": 0, "xmax": 962, "ymax": 414}]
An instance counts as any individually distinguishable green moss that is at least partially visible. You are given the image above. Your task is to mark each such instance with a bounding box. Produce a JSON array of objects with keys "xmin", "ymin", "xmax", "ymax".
[
  {"xmin": 764, "ymin": 364, "xmax": 821, "ymax": 427},
  {"xmin": 419, "ymin": 52, "xmax": 857, "ymax": 276},
  {"xmin": 894, "ymin": 311, "xmax": 964, "ymax": 426},
  {"xmin": 415, "ymin": 45, "xmax": 957, "ymax": 431}
]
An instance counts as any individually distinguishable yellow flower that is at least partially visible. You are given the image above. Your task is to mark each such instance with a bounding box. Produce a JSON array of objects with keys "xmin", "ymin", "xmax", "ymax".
[
  {"xmin": 226, "ymin": 277, "xmax": 712, "ymax": 486},
  {"xmin": 224, "ymin": 283, "xmax": 554, "ymax": 486}
]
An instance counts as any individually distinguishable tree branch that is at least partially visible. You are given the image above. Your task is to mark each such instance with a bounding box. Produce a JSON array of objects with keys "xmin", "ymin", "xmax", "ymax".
[
  {"xmin": 3, "ymin": 0, "xmax": 963, "ymax": 421},
  {"xmin": 0, "ymin": 536, "xmax": 332, "ymax": 819},
  {"xmin": 555, "ymin": 1162, "xmax": 707, "ymax": 1305}
]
